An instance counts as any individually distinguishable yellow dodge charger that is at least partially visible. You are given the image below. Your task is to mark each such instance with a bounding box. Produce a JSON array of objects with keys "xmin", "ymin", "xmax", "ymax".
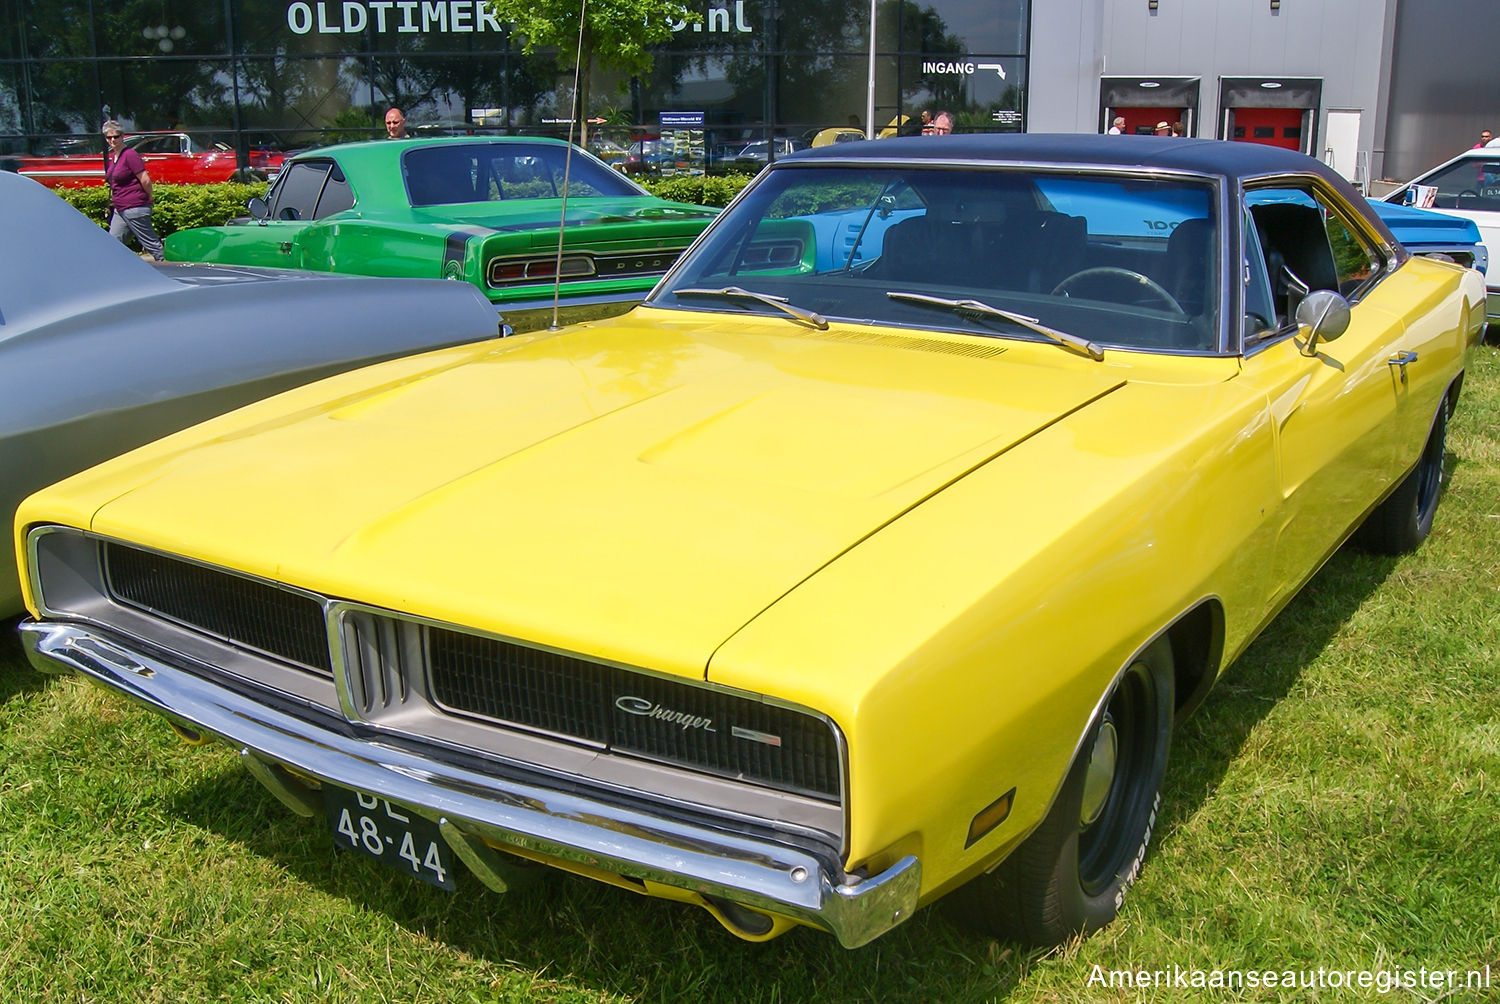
[{"xmin": 15, "ymin": 135, "xmax": 1485, "ymax": 948}]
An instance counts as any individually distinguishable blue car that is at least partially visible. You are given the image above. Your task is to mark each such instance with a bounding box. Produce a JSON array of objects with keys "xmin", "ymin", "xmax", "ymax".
[{"xmin": 1372, "ymin": 199, "xmax": 1489, "ymax": 277}]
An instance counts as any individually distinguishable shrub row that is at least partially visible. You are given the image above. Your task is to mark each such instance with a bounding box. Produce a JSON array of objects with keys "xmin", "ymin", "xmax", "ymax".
[
  {"xmin": 641, "ymin": 173, "xmax": 754, "ymax": 207},
  {"xmin": 55, "ymin": 182, "xmax": 270, "ymax": 235},
  {"xmin": 51, "ymin": 174, "xmax": 755, "ymax": 234}
]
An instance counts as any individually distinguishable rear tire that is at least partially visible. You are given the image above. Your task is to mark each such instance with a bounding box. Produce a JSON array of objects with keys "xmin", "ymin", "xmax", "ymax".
[
  {"xmin": 947, "ymin": 637, "xmax": 1174, "ymax": 945},
  {"xmin": 1356, "ymin": 399, "xmax": 1448, "ymax": 555}
]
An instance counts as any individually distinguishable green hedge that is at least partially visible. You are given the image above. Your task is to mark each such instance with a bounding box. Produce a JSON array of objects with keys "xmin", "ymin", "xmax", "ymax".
[
  {"xmin": 639, "ymin": 174, "xmax": 753, "ymax": 207},
  {"xmin": 55, "ymin": 182, "xmax": 269, "ymax": 235},
  {"xmin": 49, "ymin": 175, "xmax": 749, "ymax": 233}
]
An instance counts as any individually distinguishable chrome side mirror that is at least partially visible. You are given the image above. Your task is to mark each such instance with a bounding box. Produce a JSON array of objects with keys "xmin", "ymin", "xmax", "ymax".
[
  {"xmin": 247, "ymin": 196, "xmax": 270, "ymax": 224},
  {"xmin": 1296, "ymin": 288, "xmax": 1351, "ymax": 356}
]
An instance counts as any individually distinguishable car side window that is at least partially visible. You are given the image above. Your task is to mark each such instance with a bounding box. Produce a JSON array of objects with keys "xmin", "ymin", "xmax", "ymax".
[
  {"xmin": 313, "ymin": 163, "xmax": 354, "ymax": 218},
  {"xmin": 1412, "ymin": 159, "xmax": 1500, "ymax": 211},
  {"xmin": 1244, "ymin": 185, "xmax": 1384, "ymax": 332},
  {"xmin": 271, "ymin": 161, "xmax": 331, "ymax": 221},
  {"xmin": 132, "ymin": 135, "xmax": 177, "ymax": 155},
  {"xmin": 1323, "ymin": 209, "xmax": 1381, "ymax": 298},
  {"xmin": 1241, "ymin": 207, "xmax": 1277, "ymax": 342}
]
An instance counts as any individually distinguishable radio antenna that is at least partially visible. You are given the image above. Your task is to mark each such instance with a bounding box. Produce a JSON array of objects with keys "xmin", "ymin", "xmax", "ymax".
[{"xmin": 548, "ymin": 0, "xmax": 587, "ymax": 331}]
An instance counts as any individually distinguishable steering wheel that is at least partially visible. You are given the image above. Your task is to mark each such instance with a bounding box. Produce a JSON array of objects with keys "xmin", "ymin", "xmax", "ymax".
[{"xmin": 1051, "ymin": 267, "xmax": 1185, "ymax": 316}]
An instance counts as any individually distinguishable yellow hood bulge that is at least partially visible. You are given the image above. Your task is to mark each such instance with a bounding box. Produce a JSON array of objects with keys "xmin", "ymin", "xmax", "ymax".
[{"xmin": 87, "ymin": 314, "xmax": 1122, "ymax": 678}]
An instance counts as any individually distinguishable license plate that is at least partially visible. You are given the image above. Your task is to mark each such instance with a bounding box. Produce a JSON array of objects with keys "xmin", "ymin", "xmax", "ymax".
[{"xmin": 324, "ymin": 786, "xmax": 455, "ymax": 891}]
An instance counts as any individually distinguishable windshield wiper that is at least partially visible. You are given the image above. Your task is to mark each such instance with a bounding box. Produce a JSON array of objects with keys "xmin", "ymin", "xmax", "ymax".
[
  {"xmin": 674, "ymin": 286, "xmax": 830, "ymax": 330},
  {"xmin": 885, "ymin": 291, "xmax": 1104, "ymax": 361}
]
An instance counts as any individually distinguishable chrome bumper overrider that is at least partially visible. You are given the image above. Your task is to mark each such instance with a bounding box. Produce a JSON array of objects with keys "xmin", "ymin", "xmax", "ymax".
[{"xmin": 20, "ymin": 619, "xmax": 920, "ymax": 948}]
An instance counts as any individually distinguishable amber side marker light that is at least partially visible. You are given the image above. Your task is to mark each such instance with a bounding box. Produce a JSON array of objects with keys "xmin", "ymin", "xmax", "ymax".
[{"xmin": 965, "ymin": 787, "xmax": 1016, "ymax": 848}]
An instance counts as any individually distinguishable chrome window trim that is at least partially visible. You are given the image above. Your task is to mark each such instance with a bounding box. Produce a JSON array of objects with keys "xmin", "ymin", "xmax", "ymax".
[
  {"xmin": 270, "ymin": 158, "xmax": 335, "ymax": 222},
  {"xmin": 1239, "ymin": 169, "xmax": 1404, "ymax": 270},
  {"xmin": 1237, "ymin": 173, "xmax": 1397, "ymax": 357},
  {"xmin": 650, "ymin": 158, "xmax": 1239, "ymax": 356}
]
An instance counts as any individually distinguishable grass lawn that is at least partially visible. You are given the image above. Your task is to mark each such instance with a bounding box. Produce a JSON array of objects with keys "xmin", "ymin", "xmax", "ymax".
[{"xmin": 2, "ymin": 345, "xmax": 1496, "ymax": 1003}]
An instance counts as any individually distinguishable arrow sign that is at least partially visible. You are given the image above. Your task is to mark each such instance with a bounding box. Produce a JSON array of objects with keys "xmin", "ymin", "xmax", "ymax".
[{"xmin": 976, "ymin": 62, "xmax": 1007, "ymax": 80}]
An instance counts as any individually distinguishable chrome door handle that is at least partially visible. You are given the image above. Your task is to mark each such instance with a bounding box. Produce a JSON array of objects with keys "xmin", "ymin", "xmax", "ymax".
[
  {"xmin": 1387, "ymin": 350, "xmax": 1418, "ymax": 383},
  {"xmin": 278, "ymin": 241, "xmax": 293, "ymax": 254}
]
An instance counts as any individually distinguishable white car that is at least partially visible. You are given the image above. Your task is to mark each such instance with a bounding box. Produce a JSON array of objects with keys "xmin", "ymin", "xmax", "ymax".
[{"xmin": 1384, "ymin": 142, "xmax": 1500, "ymax": 325}]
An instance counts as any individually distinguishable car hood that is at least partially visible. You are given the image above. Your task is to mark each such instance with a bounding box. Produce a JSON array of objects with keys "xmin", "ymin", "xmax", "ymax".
[
  {"xmin": 1372, "ymin": 199, "xmax": 1484, "ymax": 245},
  {"xmin": 85, "ymin": 310, "xmax": 1123, "ymax": 679},
  {"xmin": 1, "ymin": 170, "xmax": 180, "ymax": 339}
]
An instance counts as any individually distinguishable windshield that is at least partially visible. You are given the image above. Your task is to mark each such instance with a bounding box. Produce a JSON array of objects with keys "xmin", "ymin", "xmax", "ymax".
[
  {"xmin": 1410, "ymin": 155, "xmax": 1500, "ymax": 212},
  {"xmin": 651, "ymin": 165, "xmax": 1221, "ymax": 352},
  {"xmin": 403, "ymin": 142, "xmax": 644, "ymax": 206}
]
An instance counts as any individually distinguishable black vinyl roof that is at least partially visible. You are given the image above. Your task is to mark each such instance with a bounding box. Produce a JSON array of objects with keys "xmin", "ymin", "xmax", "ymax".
[
  {"xmin": 786, "ymin": 133, "xmax": 1342, "ymax": 183},
  {"xmin": 781, "ymin": 132, "xmax": 1389, "ymax": 243}
]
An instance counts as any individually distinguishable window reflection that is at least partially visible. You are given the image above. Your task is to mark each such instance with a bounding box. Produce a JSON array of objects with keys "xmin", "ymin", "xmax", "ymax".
[
  {"xmin": 95, "ymin": 0, "xmax": 226, "ymax": 56},
  {"xmin": 0, "ymin": 0, "xmax": 1034, "ymax": 155}
]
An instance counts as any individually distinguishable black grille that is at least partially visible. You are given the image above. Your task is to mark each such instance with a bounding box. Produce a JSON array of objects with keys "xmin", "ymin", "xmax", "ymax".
[
  {"xmin": 104, "ymin": 543, "xmax": 332, "ymax": 673},
  {"xmin": 425, "ymin": 626, "xmax": 841, "ymax": 799}
]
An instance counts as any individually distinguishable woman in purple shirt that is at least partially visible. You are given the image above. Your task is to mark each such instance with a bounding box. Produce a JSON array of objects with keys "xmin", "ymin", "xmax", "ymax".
[{"xmin": 102, "ymin": 120, "xmax": 164, "ymax": 261}]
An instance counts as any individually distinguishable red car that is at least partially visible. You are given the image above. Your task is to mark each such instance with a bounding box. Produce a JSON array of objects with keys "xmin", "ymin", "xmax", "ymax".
[{"xmin": 9, "ymin": 132, "xmax": 273, "ymax": 187}]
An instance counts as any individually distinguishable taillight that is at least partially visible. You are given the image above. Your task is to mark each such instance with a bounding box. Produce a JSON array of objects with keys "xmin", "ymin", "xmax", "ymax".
[{"xmin": 487, "ymin": 255, "xmax": 596, "ymax": 286}]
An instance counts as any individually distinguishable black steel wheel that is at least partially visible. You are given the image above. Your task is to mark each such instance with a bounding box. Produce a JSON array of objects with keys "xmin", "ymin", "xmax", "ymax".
[
  {"xmin": 947, "ymin": 637, "xmax": 1174, "ymax": 946},
  {"xmin": 1356, "ymin": 399, "xmax": 1448, "ymax": 555}
]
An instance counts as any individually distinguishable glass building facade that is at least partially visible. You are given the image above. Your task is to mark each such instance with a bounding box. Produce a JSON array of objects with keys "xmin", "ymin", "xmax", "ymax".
[{"xmin": 0, "ymin": 0, "xmax": 1029, "ymax": 167}]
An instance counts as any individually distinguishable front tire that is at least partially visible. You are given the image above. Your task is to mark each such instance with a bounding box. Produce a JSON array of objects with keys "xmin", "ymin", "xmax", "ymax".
[
  {"xmin": 1356, "ymin": 399, "xmax": 1448, "ymax": 555},
  {"xmin": 948, "ymin": 637, "xmax": 1174, "ymax": 945}
]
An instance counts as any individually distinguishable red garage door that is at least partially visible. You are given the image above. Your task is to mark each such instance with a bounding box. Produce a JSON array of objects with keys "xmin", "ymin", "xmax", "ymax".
[{"xmin": 1231, "ymin": 107, "xmax": 1303, "ymax": 150}]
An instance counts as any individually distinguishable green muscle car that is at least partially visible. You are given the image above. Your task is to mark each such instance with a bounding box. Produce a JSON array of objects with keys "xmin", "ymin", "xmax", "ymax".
[{"xmin": 164, "ymin": 137, "xmax": 720, "ymax": 329}]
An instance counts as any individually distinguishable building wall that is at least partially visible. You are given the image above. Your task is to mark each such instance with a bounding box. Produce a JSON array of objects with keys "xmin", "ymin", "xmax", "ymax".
[
  {"xmin": 1030, "ymin": 0, "xmax": 1393, "ymax": 175},
  {"xmin": 1027, "ymin": 0, "xmax": 1103, "ymax": 133},
  {"xmin": 1383, "ymin": 0, "xmax": 1500, "ymax": 180}
]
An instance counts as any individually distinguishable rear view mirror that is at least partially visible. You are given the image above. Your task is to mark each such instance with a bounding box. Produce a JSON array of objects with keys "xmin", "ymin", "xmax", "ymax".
[{"xmin": 1296, "ymin": 289, "xmax": 1351, "ymax": 356}]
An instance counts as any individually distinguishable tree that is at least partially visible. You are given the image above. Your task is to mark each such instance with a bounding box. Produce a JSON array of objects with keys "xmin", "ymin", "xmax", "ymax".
[{"xmin": 484, "ymin": 0, "xmax": 698, "ymax": 147}]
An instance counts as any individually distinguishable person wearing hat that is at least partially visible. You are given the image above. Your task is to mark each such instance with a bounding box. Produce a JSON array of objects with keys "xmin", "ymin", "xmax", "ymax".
[{"xmin": 1154, "ymin": 121, "xmax": 1170, "ymax": 136}]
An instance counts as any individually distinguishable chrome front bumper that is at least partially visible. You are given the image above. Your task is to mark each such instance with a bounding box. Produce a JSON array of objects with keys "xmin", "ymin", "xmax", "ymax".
[{"xmin": 19, "ymin": 618, "xmax": 920, "ymax": 948}]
